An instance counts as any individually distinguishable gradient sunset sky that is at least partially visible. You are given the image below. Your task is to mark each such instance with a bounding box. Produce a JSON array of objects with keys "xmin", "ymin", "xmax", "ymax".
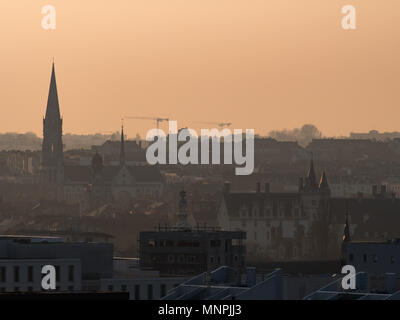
[{"xmin": 0, "ymin": 1, "xmax": 399, "ymax": 138}]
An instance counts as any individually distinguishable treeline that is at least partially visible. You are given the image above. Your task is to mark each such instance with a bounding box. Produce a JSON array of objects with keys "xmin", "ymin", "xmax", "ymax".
[
  {"xmin": 0, "ymin": 124, "xmax": 325, "ymax": 150},
  {"xmin": 0, "ymin": 132, "xmax": 121, "ymax": 151},
  {"xmin": 268, "ymin": 124, "xmax": 323, "ymax": 147}
]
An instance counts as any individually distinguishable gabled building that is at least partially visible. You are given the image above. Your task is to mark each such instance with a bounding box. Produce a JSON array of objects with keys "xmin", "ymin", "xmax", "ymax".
[{"xmin": 217, "ymin": 156, "xmax": 345, "ymax": 260}]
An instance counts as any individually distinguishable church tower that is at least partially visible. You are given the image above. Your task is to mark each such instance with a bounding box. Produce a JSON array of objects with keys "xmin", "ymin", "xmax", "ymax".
[{"xmin": 41, "ymin": 63, "xmax": 64, "ymax": 184}]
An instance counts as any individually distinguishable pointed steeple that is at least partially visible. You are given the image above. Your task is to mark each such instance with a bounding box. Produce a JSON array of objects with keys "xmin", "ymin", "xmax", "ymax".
[
  {"xmin": 341, "ymin": 206, "xmax": 351, "ymax": 265},
  {"xmin": 120, "ymin": 125, "xmax": 125, "ymax": 166},
  {"xmin": 319, "ymin": 170, "xmax": 330, "ymax": 194},
  {"xmin": 342, "ymin": 208, "xmax": 351, "ymax": 243},
  {"xmin": 41, "ymin": 62, "xmax": 64, "ymax": 185},
  {"xmin": 304, "ymin": 153, "xmax": 317, "ymax": 192},
  {"xmin": 45, "ymin": 62, "xmax": 61, "ymax": 121}
]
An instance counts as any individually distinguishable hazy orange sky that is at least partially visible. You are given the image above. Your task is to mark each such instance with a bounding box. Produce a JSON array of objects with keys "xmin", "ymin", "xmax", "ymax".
[{"xmin": 0, "ymin": 1, "xmax": 399, "ymax": 138}]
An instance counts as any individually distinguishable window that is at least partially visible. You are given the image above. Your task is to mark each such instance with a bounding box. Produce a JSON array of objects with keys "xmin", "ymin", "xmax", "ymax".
[
  {"xmin": 147, "ymin": 284, "xmax": 153, "ymax": 300},
  {"xmin": 178, "ymin": 240, "xmax": 200, "ymax": 247},
  {"xmin": 160, "ymin": 284, "xmax": 166, "ymax": 297},
  {"xmin": 0, "ymin": 267, "xmax": 5, "ymax": 282},
  {"xmin": 134, "ymin": 285, "xmax": 140, "ymax": 300},
  {"xmin": 54, "ymin": 266, "xmax": 60, "ymax": 282},
  {"xmin": 14, "ymin": 266, "xmax": 20, "ymax": 282},
  {"xmin": 225, "ymin": 240, "xmax": 230, "ymax": 253},
  {"xmin": 210, "ymin": 256, "xmax": 214, "ymax": 263},
  {"xmin": 349, "ymin": 254, "xmax": 354, "ymax": 263},
  {"xmin": 27, "ymin": 266, "xmax": 34, "ymax": 282},
  {"xmin": 210, "ymin": 240, "xmax": 221, "ymax": 247},
  {"xmin": 373, "ymin": 254, "xmax": 378, "ymax": 263},
  {"xmin": 148, "ymin": 240, "xmax": 156, "ymax": 247},
  {"xmin": 121, "ymin": 284, "xmax": 127, "ymax": 292},
  {"xmin": 311, "ymin": 200, "xmax": 317, "ymax": 206},
  {"xmin": 363, "ymin": 254, "xmax": 367, "ymax": 263},
  {"xmin": 28, "ymin": 286, "xmax": 33, "ymax": 292},
  {"xmin": 108, "ymin": 285, "xmax": 114, "ymax": 291},
  {"xmin": 391, "ymin": 256, "xmax": 395, "ymax": 264},
  {"xmin": 68, "ymin": 265, "xmax": 74, "ymax": 282}
]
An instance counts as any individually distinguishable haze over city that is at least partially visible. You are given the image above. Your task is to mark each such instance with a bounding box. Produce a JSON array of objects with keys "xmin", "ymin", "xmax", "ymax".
[{"xmin": 1, "ymin": 0, "xmax": 400, "ymax": 138}]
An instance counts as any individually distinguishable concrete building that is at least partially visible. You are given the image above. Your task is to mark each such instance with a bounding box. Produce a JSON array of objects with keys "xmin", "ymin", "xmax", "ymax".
[
  {"xmin": 162, "ymin": 265, "xmax": 338, "ymax": 300},
  {"xmin": 162, "ymin": 266, "xmax": 283, "ymax": 300},
  {"xmin": 0, "ymin": 235, "xmax": 113, "ymax": 293},
  {"xmin": 346, "ymin": 239, "xmax": 400, "ymax": 275},
  {"xmin": 305, "ymin": 272, "xmax": 400, "ymax": 300},
  {"xmin": 139, "ymin": 190, "xmax": 246, "ymax": 276},
  {"xmin": 100, "ymin": 277, "xmax": 185, "ymax": 300},
  {"xmin": 0, "ymin": 258, "xmax": 81, "ymax": 293}
]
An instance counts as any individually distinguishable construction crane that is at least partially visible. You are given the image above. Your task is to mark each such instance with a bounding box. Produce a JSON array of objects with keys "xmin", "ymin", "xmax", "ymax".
[
  {"xmin": 124, "ymin": 116, "xmax": 169, "ymax": 129},
  {"xmin": 194, "ymin": 121, "xmax": 232, "ymax": 129}
]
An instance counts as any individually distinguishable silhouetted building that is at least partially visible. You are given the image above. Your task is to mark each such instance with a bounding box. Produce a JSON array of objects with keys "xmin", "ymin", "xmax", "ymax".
[
  {"xmin": 41, "ymin": 63, "xmax": 64, "ymax": 185},
  {"xmin": 139, "ymin": 191, "xmax": 246, "ymax": 276},
  {"xmin": 39, "ymin": 63, "xmax": 164, "ymax": 206}
]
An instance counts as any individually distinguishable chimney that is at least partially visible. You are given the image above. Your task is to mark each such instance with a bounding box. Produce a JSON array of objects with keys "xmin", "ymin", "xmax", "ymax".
[
  {"xmin": 224, "ymin": 181, "xmax": 231, "ymax": 194},
  {"xmin": 256, "ymin": 182, "xmax": 261, "ymax": 193},
  {"xmin": 265, "ymin": 183, "xmax": 270, "ymax": 193}
]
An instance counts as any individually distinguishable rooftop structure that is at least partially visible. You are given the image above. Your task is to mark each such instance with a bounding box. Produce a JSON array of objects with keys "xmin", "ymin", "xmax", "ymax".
[{"xmin": 139, "ymin": 190, "xmax": 246, "ymax": 276}]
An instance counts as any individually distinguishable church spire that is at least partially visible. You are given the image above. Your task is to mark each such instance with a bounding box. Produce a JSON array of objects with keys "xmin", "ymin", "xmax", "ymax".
[
  {"xmin": 304, "ymin": 153, "xmax": 318, "ymax": 192},
  {"xmin": 120, "ymin": 125, "xmax": 125, "ymax": 166},
  {"xmin": 45, "ymin": 62, "xmax": 61, "ymax": 121},
  {"xmin": 342, "ymin": 207, "xmax": 351, "ymax": 243},
  {"xmin": 341, "ymin": 205, "xmax": 351, "ymax": 265},
  {"xmin": 319, "ymin": 170, "xmax": 330, "ymax": 194},
  {"xmin": 41, "ymin": 62, "xmax": 64, "ymax": 185}
]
